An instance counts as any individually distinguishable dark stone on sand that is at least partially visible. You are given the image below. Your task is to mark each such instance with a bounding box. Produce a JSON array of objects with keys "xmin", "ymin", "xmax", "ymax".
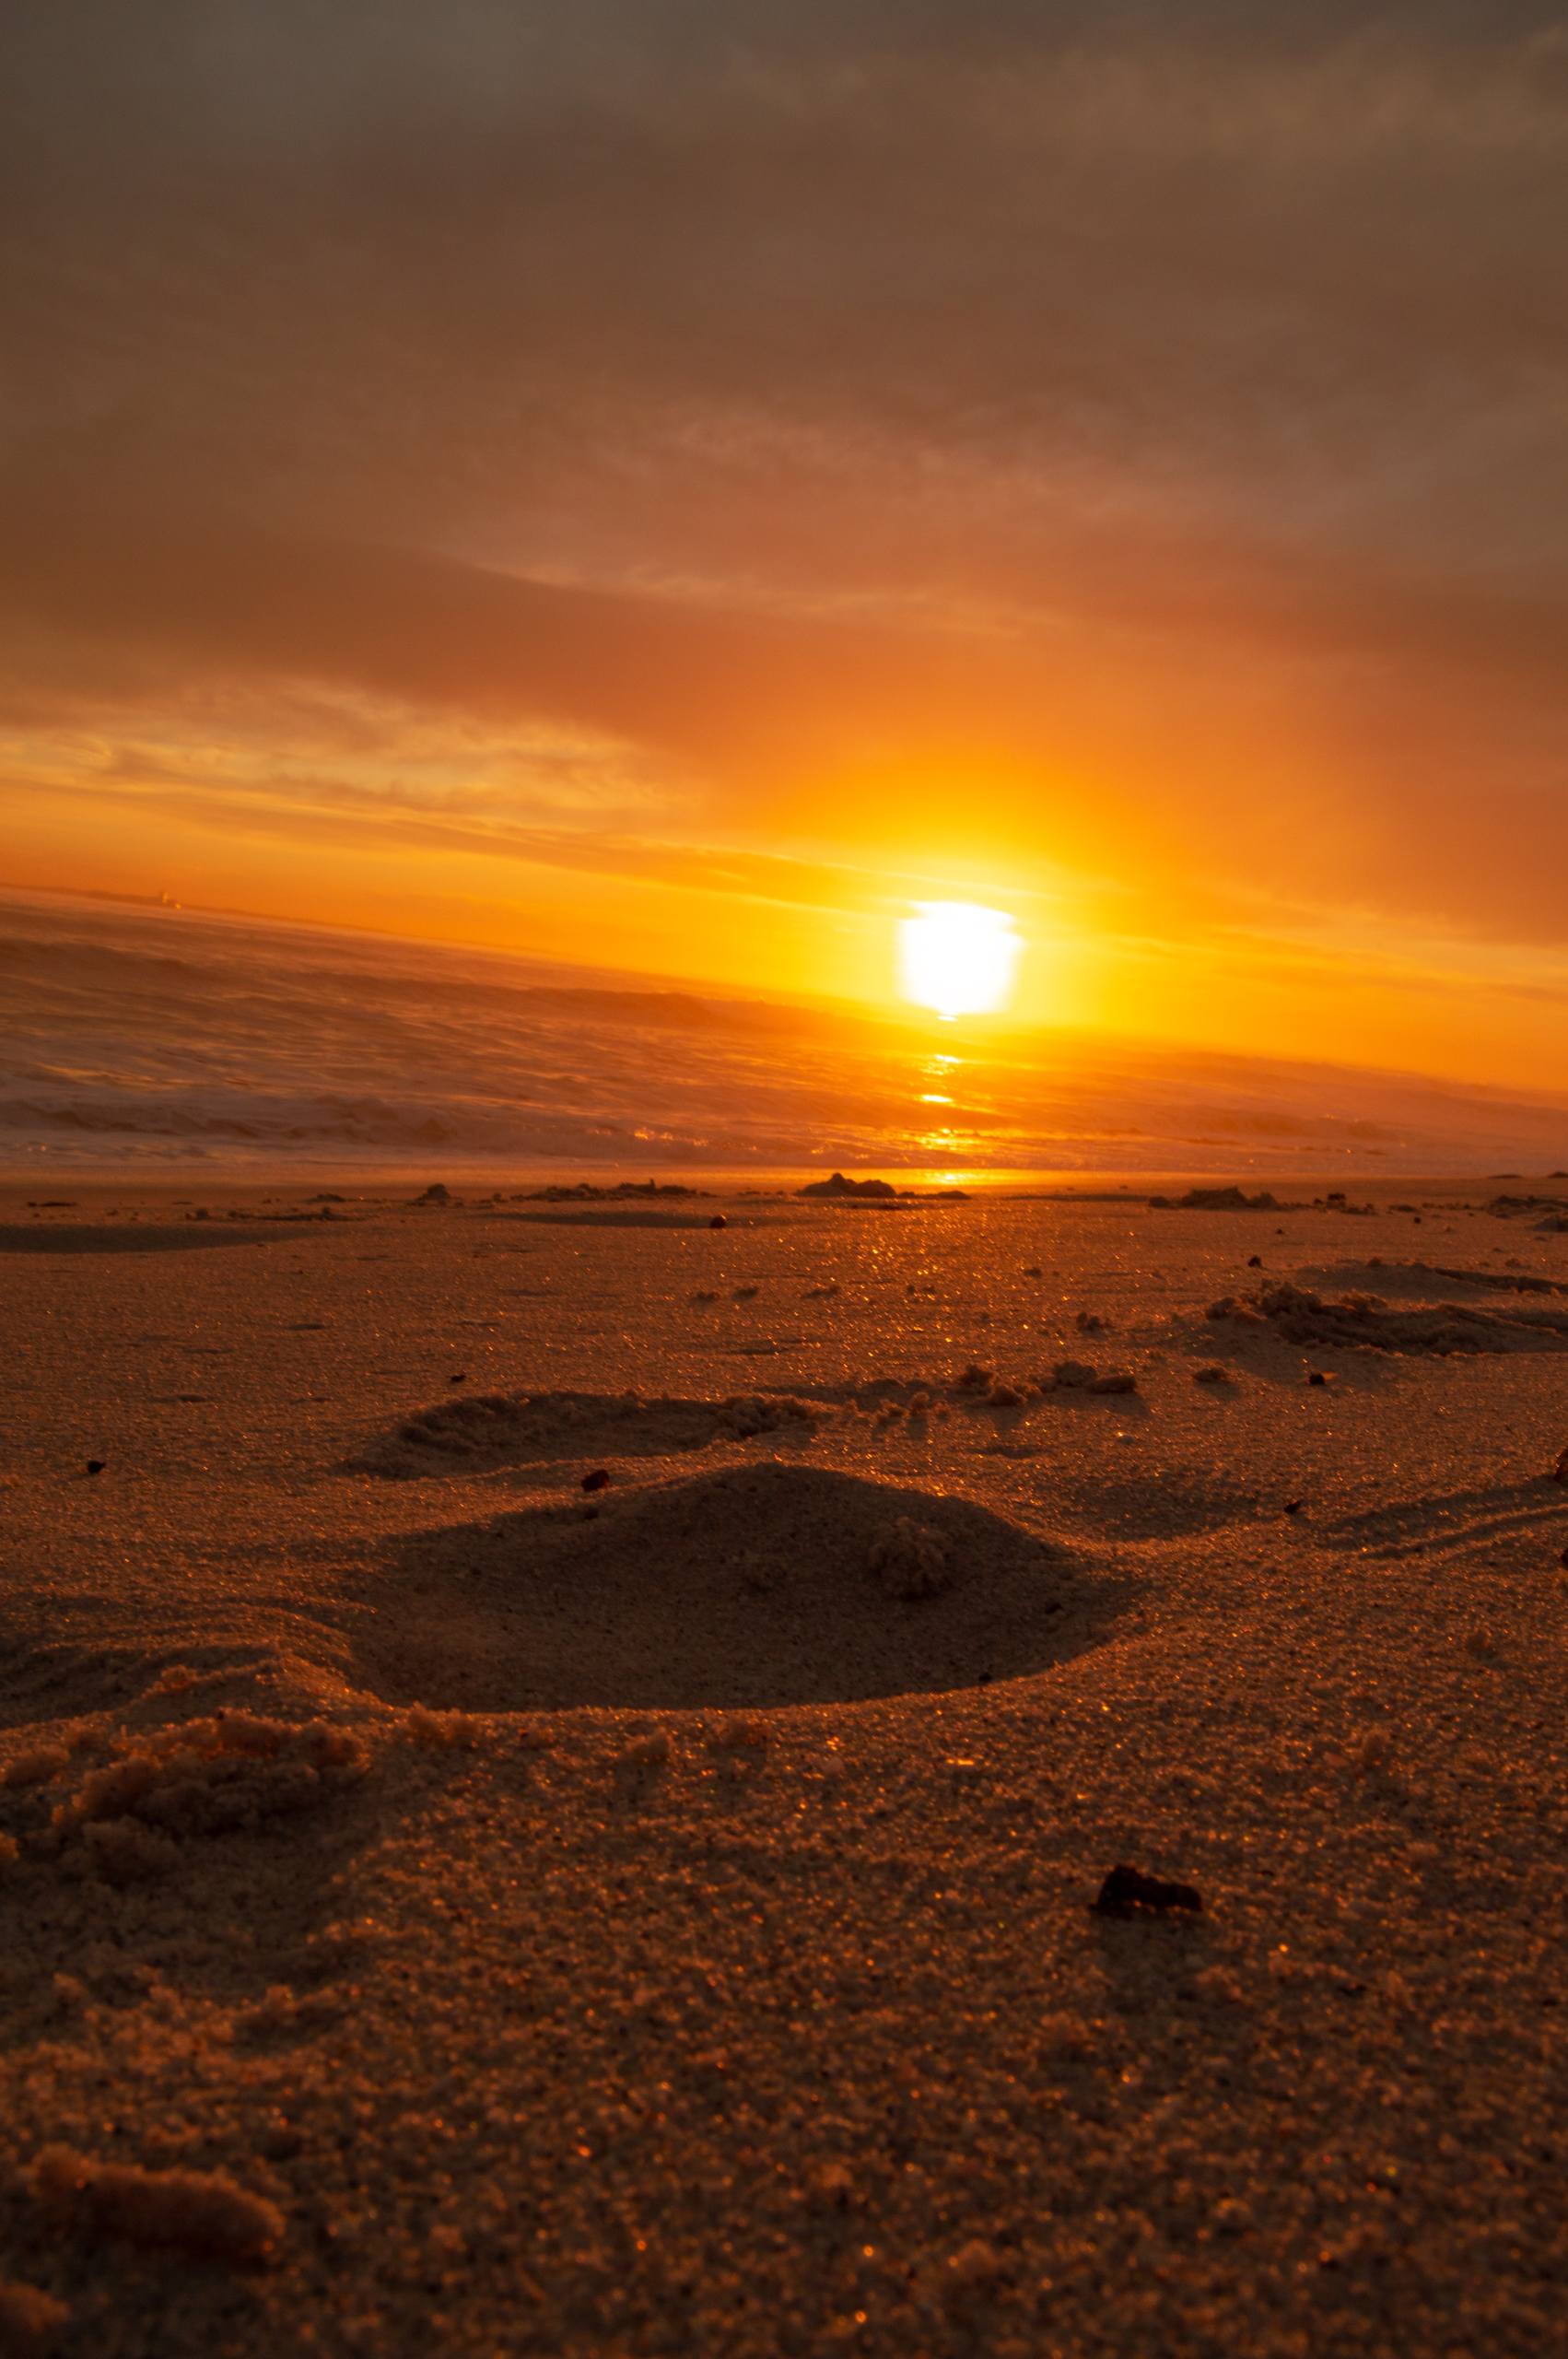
[
  {"xmin": 1168, "ymin": 1186, "xmax": 1281, "ymax": 1211},
  {"xmin": 415, "ymin": 1183, "xmax": 452, "ymax": 1204},
  {"xmin": 519, "ymin": 1181, "xmax": 704, "ymax": 1203},
  {"xmin": 1246, "ymin": 1254, "xmax": 1262, "ymax": 1268},
  {"xmin": 1283, "ymin": 1499, "xmax": 1304, "ymax": 1515},
  {"xmin": 1308, "ymin": 1370, "xmax": 1328, "ymax": 1387},
  {"xmin": 1092, "ymin": 1864, "xmax": 1203, "ymax": 1917},
  {"xmin": 708, "ymin": 1215, "xmax": 728, "ymax": 1229},
  {"xmin": 798, "ymin": 1172, "xmax": 897, "ymax": 1200},
  {"xmin": 449, "ymin": 1373, "xmax": 467, "ymax": 1385},
  {"xmin": 1551, "ymin": 1445, "xmax": 1568, "ymax": 1484},
  {"xmin": 86, "ymin": 1460, "xmax": 105, "ymax": 1475},
  {"xmin": 581, "ymin": 1468, "xmax": 612, "ymax": 1492}
]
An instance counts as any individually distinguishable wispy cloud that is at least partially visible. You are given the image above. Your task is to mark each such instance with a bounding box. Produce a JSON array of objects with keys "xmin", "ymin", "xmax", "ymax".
[{"xmin": 2, "ymin": 0, "xmax": 1564, "ymax": 1067}]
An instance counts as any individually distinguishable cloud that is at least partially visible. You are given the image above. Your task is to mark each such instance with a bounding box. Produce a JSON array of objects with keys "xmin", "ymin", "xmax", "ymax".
[
  {"xmin": 1, "ymin": 0, "xmax": 1564, "ymax": 974},
  {"xmin": 4, "ymin": 472, "xmax": 1564, "ymax": 945}
]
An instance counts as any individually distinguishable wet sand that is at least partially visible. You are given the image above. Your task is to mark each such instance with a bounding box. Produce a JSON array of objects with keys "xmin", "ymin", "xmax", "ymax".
[{"xmin": 2, "ymin": 1177, "xmax": 1566, "ymax": 2354}]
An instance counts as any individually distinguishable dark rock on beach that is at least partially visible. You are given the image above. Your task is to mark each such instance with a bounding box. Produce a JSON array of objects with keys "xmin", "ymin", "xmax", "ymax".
[
  {"xmin": 1174, "ymin": 1186, "xmax": 1281, "ymax": 1212},
  {"xmin": 1092, "ymin": 1864, "xmax": 1204, "ymax": 1917},
  {"xmin": 799, "ymin": 1172, "xmax": 897, "ymax": 1200}
]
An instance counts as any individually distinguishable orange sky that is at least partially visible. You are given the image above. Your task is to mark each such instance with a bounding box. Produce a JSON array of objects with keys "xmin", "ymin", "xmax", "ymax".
[{"xmin": 2, "ymin": 3, "xmax": 1564, "ymax": 1090}]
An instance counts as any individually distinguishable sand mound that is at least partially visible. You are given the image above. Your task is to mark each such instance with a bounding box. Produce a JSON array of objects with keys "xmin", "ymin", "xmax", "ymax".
[
  {"xmin": 1207, "ymin": 1281, "xmax": 1568, "ymax": 1356},
  {"xmin": 349, "ymin": 1462, "xmax": 1078, "ymax": 1708},
  {"xmin": 357, "ymin": 1389, "xmax": 831, "ymax": 1476}
]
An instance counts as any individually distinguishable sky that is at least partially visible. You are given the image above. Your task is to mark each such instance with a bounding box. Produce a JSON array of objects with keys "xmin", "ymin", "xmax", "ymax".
[{"xmin": 2, "ymin": 1, "xmax": 1565, "ymax": 1088}]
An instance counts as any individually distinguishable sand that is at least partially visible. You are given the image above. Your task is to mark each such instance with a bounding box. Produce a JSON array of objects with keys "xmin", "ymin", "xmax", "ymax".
[{"xmin": 1, "ymin": 1177, "xmax": 1565, "ymax": 2354}]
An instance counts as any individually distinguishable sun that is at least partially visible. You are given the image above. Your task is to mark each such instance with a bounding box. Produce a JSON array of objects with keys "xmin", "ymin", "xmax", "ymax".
[{"xmin": 898, "ymin": 901, "xmax": 1022, "ymax": 1019}]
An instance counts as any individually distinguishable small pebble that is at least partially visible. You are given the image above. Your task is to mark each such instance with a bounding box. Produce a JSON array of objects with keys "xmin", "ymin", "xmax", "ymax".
[
  {"xmin": 708, "ymin": 1215, "xmax": 727, "ymax": 1229},
  {"xmin": 581, "ymin": 1468, "xmax": 612, "ymax": 1493},
  {"xmin": 1092, "ymin": 1864, "xmax": 1203, "ymax": 1916},
  {"xmin": 85, "ymin": 1461, "xmax": 105, "ymax": 1476}
]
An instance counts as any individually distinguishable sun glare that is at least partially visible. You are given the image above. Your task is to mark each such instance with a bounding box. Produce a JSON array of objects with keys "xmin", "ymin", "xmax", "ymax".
[{"xmin": 898, "ymin": 901, "xmax": 1022, "ymax": 1019}]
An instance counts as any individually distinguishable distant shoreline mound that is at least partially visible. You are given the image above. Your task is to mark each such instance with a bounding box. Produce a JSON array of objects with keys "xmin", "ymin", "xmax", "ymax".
[
  {"xmin": 797, "ymin": 1171, "xmax": 968, "ymax": 1203},
  {"xmin": 1149, "ymin": 1185, "xmax": 1281, "ymax": 1211}
]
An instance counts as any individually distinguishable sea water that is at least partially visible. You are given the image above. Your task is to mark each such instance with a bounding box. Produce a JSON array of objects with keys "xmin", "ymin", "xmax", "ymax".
[{"xmin": 2, "ymin": 887, "xmax": 1562, "ymax": 1180}]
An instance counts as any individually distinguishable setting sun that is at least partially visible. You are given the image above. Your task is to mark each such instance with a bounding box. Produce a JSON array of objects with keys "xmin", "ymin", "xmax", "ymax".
[{"xmin": 898, "ymin": 901, "xmax": 1022, "ymax": 1020}]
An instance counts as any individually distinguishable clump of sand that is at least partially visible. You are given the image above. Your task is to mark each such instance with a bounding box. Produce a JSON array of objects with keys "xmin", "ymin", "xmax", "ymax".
[
  {"xmin": 31, "ymin": 2144, "xmax": 282, "ymax": 2266},
  {"xmin": 2, "ymin": 1711, "xmax": 369, "ymax": 1884},
  {"xmin": 1206, "ymin": 1281, "xmax": 1568, "ymax": 1356},
  {"xmin": 713, "ymin": 1394, "xmax": 827, "ymax": 1438},
  {"xmin": 0, "ymin": 2279, "xmax": 68, "ymax": 2350},
  {"xmin": 867, "ymin": 1515, "xmax": 954, "ymax": 1599},
  {"xmin": 1044, "ymin": 1361, "xmax": 1138, "ymax": 1394}
]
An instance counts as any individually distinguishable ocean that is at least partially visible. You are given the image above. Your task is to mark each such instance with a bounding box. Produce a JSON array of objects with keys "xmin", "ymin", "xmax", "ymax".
[{"xmin": 1, "ymin": 886, "xmax": 1563, "ymax": 1180}]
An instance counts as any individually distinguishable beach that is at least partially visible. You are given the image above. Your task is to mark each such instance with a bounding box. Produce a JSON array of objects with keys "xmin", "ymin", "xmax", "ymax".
[{"xmin": 2, "ymin": 1176, "xmax": 1565, "ymax": 2354}]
